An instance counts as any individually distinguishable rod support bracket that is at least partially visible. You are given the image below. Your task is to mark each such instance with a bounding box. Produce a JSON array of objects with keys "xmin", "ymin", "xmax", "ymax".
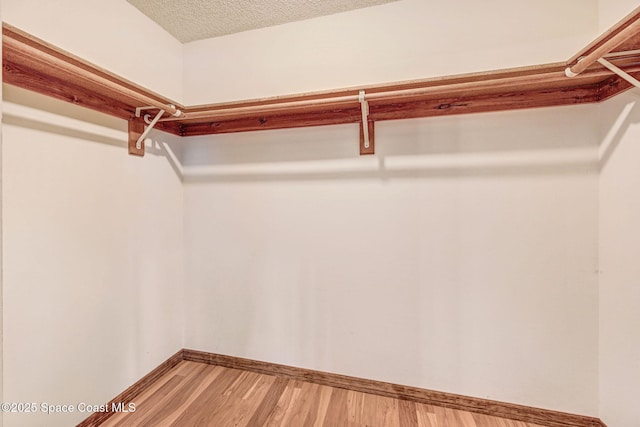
[
  {"xmin": 564, "ymin": 67, "xmax": 579, "ymax": 78},
  {"xmin": 359, "ymin": 90, "xmax": 374, "ymax": 155},
  {"xmin": 565, "ymin": 56, "xmax": 584, "ymax": 78},
  {"xmin": 129, "ymin": 105, "xmax": 182, "ymax": 156},
  {"xmin": 597, "ymin": 57, "xmax": 640, "ymax": 90}
]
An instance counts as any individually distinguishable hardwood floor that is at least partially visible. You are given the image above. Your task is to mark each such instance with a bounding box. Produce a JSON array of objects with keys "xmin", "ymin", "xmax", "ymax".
[{"xmin": 100, "ymin": 361, "xmax": 545, "ymax": 427}]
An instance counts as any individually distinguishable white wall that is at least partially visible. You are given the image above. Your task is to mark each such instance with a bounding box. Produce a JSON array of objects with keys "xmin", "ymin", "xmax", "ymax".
[
  {"xmin": 597, "ymin": 2, "xmax": 640, "ymax": 426},
  {"xmin": 183, "ymin": 0, "xmax": 597, "ymax": 104},
  {"xmin": 4, "ymin": 0, "xmax": 636, "ymax": 424},
  {"xmin": 181, "ymin": 0, "xmax": 601, "ymax": 416},
  {"xmin": 182, "ymin": 104, "xmax": 600, "ymax": 415},
  {"xmin": 1, "ymin": 1, "xmax": 184, "ymax": 424},
  {"xmin": 1, "ymin": 0, "xmax": 183, "ymax": 102},
  {"xmin": 599, "ymin": 0, "xmax": 639, "ymax": 31},
  {"xmin": 1, "ymin": 87, "xmax": 184, "ymax": 427},
  {"xmin": 597, "ymin": 93, "xmax": 640, "ymax": 427}
]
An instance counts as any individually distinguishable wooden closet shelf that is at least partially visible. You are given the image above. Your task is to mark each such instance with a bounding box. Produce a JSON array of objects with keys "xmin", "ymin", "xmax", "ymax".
[{"xmin": 3, "ymin": 5, "xmax": 640, "ymax": 156}]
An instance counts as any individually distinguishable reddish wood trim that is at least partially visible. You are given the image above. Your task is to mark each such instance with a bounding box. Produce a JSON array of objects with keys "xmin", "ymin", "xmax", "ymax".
[
  {"xmin": 2, "ymin": 23, "xmax": 184, "ymax": 111},
  {"xmin": 77, "ymin": 350, "xmax": 183, "ymax": 427},
  {"xmin": 177, "ymin": 108, "xmax": 361, "ymax": 136},
  {"xmin": 165, "ymin": 61, "xmax": 635, "ymax": 136},
  {"xmin": 170, "ymin": 65, "xmax": 596, "ymax": 122},
  {"xmin": 128, "ymin": 119, "xmax": 145, "ymax": 156},
  {"xmin": 183, "ymin": 349, "xmax": 607, "ymax": 427},
  {"xmin": 3, "ymin": 10, "xmax": 640, "ymax": 144},
  {"xmin": 170, "ymin": 59, "xmax": 640, "ymax": 129},
  {"xmin": 175, "ymin": 84, "xmax": 601, "ymax": 137},
  {"xmin": 153, "ymin": 121, "xmax": 184, "ymax": 137},
  {"xmin": 3, "ymin": 57, "xmax": 137, "ymax": 120},
  {"xmin": 182, "ymin": 62, "xmax": 621, "ymax": 113},
  {"xmin": 2, "ymin": 23, "xmax": 183, "ymax": 121},
  {"xmin": 596, "ymin": 71, "xmax": 640, "ymax": 102}
]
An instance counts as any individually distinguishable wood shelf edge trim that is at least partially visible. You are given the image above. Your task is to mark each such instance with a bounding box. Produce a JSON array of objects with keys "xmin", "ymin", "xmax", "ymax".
[
  {"xmin": 597, "ymin": 73, "xmax": 640, "ymax": 102},
  {"xmin": 182, "ymin": 349, "xmax": 607, "ymax": 427},
  {"xmin": 2, "ymin": 23, "xmax": 185, "ymax": 116},
  {"xmin": 176, "ymin": 86, "xmax": 601, "ymax": 137},
  {"xmin": 183, "ymin": 58, "xmax": 640, "ymax": 113},
  {"xmin": 183, "ymin": 63, "xmax": 569, "ymax": 112},
  {"xmin": 169, "ymin": 66, "xmax": 619, "ymax": 123},
  {"xmin": 4, "ymin": 7, "xmax": 640, "ymax": 141}
]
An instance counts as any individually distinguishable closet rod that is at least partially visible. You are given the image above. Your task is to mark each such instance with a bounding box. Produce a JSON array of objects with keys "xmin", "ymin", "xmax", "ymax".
[{"xmin": 566, "ymin": 5, "xmax": 640, "ymax": 77}]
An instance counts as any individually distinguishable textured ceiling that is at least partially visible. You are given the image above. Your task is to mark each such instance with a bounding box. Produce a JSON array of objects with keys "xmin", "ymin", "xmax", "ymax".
[{"xmin": 127, "ymin": 0, "xmax": 400, "ymax": 43}]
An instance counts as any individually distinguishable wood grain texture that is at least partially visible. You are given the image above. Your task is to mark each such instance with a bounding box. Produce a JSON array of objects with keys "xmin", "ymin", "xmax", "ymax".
[
  {"xmin": 4, "ymin": 20, "xmax": 640, "ymax": 143},
  {"xmin": 97, "ymin": 361, "xmax": 558, "ymax": 427},
  {"xmin": 183, "ymin": 349, "xmax": 607, "ymax": 427},
  {"xmin": 597, "ymin": 71, "xmax": 640, "ymax": 102},
  {"xmin": 77, "ymin": 350, "xmax": 184, "ymax": 427},
  {"xmin": 2, "ymin": 23, "xmax": 184, "ymax": 133},
  {"xmin": 128, "ymin": 119, "xmax": 145, "ymax": 156},
  {"xmin": 172, "ymin": 73, "xmax": 617, "ymax": 136},
  {"xmin": 244, "ymin": 376, "xmax": 290, "ymax": 426},
  {"xmin": 2, "ymin": 24, "xmax": 181, "ymax": 110},
  {"xmin": 2, "ymin": 24, "xmax": 183, "ymax": 117}
]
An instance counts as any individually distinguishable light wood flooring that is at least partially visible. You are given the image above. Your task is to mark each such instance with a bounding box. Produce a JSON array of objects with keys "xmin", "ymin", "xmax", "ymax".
[{"xmin": 100, "ymin": 360, "xmax": 545, "ymax": 427}]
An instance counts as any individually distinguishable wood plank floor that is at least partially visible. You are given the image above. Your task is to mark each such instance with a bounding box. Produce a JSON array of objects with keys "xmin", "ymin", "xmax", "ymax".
[{"xmin": 100, "ymin": 361, "xmax": 546, "ymax": 427}]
